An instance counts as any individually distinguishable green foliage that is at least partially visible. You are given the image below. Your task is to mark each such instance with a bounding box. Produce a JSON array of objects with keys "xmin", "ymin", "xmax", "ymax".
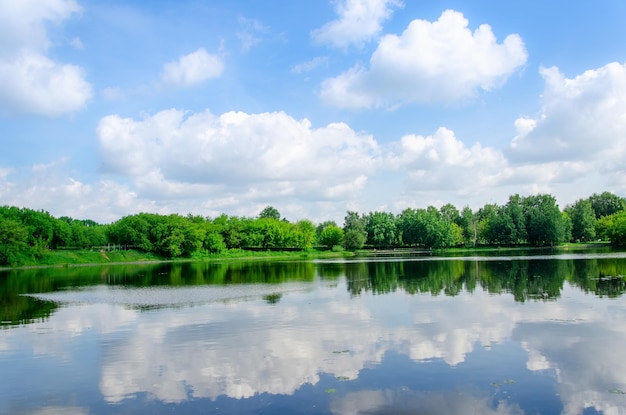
[
  {"xmin": 589, "ymin": 191, "xmax": 626, "ymax": 219},
  {"xmin": 599, "ymin": 211, "xmax": 626, "ymax": 246},
  {"xmin": 293, "ymin": 219, "xmax": 316, "ymax": 249},
  {"xmin": 1, "ymin": 190, "xmax": 625, "ymax": 267},
  {"xmin": 396, "ymin": 207, "xmax": 460, "ymax": 248},
  {"xmin": 566, "ymin": 199, "xmax": 596, "ymax": 241},
  {"xmin": 258, "ymin": 205, "xmax": 281, "ymax": 220},
  {"xmin": 316, "ymin": 220, "xmax": 337, "ymax": 241},
  {"xmin": 319, "ymin": 225, "xmax": 344, "ymax": 249},
  {"xmin": 0, "ymin": 218, "xmax": 29, "ymax": 265},
  {"xmin": 364, "ymin": 211, "xmax": 398, "ymax": 248},
  {"xmin": 343, "ymin": 211, "xmax": 367, "ymax": 251},
  {"xmin": 522, "ymin": 194, "xmax": 566, "ymax": 246},
  {"xmin": 458, "ymin": 206, "xmax": 476, "ymax": 246}
]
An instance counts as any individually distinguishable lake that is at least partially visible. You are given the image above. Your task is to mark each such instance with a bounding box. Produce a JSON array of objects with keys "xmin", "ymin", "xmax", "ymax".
[{"xmin": 2, "ymin": 251, "xmax": 626, "ymax": 414}]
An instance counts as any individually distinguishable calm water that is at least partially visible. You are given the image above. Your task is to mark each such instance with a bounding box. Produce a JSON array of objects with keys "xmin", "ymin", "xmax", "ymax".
[{"xmin": 2, "ymin": 252, "xmax": 626, "ymax": 414}]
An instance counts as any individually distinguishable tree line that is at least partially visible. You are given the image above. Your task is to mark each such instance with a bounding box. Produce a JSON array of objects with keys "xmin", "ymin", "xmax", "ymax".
[{"xmin": 1, "ymin": 192, "xmax": 626, "ymax": 265}]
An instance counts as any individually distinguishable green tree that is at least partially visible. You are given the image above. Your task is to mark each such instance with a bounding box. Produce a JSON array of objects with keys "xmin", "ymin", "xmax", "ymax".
[
  {"xmin": 599, "ymin": 210, "xmax": 626, "ymax": 246},
  {"xmin": 476, "ymin": 203, "xmax": 499, "ymax": 244},
  {"xmin": 316, "ymin": 220, "xmax": 337, "ymax": 242},
  {"xmin": 343, "ymin": 211, "xmax": 367, "ymax": 251},
  {"xmin": 364, "ymin": 211, "xmax": 398, "ymax": 248},
  {"xmin": 0, "ymin": 218, "xmax": 28, "ymax": 265},
  {"xmin": 566, "ymin": 199, "xmax": 596, "ymax": 242},
  {"xmin": 319, "ymin": 225, "xmax": 344, "ymax": 249},
  {"xmin": 522, "ymin": 194, "xmax": 566, "ymax": 246},
  {"xmin": 397, "ymin": 208, "xmax": 420, "ymax": 246},
  {"xmin": 440, "ymin": 203, "xmax": 460, "ymax": 224},
  {"xmin": 505, "ymin": 194, "xmax": 526, "ymax": 244},
  {"xmin": 258, "ymin": 206, "xmax": 281, "ymax": 221},
  {"xmin": 589, "ymin": 192, "xmax": 626, "ymax": 219},
  {"xmin": 293, "ymin": 219, "xmax": 316, "ymax": 249},
  {"xmin": 458, "ymin": 206, "xmax": 476, "ymax": 246}
]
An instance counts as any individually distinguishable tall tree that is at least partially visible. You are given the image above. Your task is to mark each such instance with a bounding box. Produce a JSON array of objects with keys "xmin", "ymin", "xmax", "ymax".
[
  {"xmin": 522, "ymin": 194, "xmax": 566, "ymax": 246},
  {"xmin": 319, "ymin": 225, "xmax": 344, "ymax": 249},
  {"xmin": 258, "ymin": 206, "xmax": 281, "ymax": 221},
  {"xmin": 343, "ymin": 211, "xmax": 367, "ymax": 251},
  {"xmin": 0, "ymin": 218, "xmax": 28, "ymax": 265},
  {"xmin": 364, "ymin": 211, "xmax": 398, "ymax": 248},
  {"xmin": 566, "ymin": 199, "xmax": 596, "ymax": 242},
  {"xmin": 588, "ymin": 192, "xmax": 626, "ymax": 219}
]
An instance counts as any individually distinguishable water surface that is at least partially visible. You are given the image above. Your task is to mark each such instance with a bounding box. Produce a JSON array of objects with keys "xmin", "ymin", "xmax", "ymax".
[{"xmin": 1, "ymin": 255, "xmax": 626, "ymax": 414}]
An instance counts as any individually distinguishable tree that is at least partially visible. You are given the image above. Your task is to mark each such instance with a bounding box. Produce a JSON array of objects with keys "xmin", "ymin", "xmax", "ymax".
[
  {"xmin": 566, "ymin": 199, "xmax": 596, "ymax": 242},
  {"xmin": 523, "ymin": 194, "xmax": 566, "ymax": 246},
  {"xmin": 458, "ymin": 206, "xmax": 476, "ymax": 246},
  {"xmin": 589, "ymin": 192, "xmax": 626, "ymax": 219},
  {"xmin": 343, "ymin": 211, "xmax": 367, "ymax": 251},
  {"xmin": 397, "ymin": 208, "xmax": 420, "ymax": 246},
  {"xmin": 316, "ymin": 220, "xmax": 337, "ymax": 242},
  {"xmin": 364, "ymin": 211, "xmax": 398, "ymax": 248},
  {"xmin": 475, "ymin": 203, "xmax": 499, "ymax": 244},
  {"xmin": 258, "ymin": 206, "xmax": 281, "ymax": 221},
  {"xmin": 0, "ymin": 218, "xmax": 28, "ymax": 265},
  {"xmin": 319, "ymin": 225, "xmax": 344, "ymax": 249},
  {"xmin": 598, "ymin": 210, "xmax": 626, "ymax": 246},
  {"xmin": 440, "ymin": 203, "xmax": 460, "ymax": 224},
  {"xmin": 293, "ymin": 219, "xmax": 316, "ymax": 249},
  {"xmin": 505, "ymin": 194, "xmax": 526, "ymax": 244}
]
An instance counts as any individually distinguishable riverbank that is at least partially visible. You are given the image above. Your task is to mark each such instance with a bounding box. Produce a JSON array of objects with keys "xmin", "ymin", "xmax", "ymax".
[
  {"xmin": 1, "ymin": 242, "xmax": 614, "ymax": 271},
  {"xmin": 0, "ymin": 248, "xmax": 356, "ymax": 271}
]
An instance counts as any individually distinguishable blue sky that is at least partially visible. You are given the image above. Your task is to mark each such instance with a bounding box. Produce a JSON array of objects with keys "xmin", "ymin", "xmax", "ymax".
[{"xmin": 1, "ymin": 0, "xmax": 626, "ymax": 224}]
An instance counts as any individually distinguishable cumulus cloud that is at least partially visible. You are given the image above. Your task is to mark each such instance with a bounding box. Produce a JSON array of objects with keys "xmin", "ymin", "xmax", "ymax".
[
  {"xmin": 0, "ymin": 160, "xmax": 150, "ymax": 223},
  {"xmin": 97, "ymin": 109, "xmax": 381, "ymax": 214},
  {"xmin": 312, "ymin": 0, "xmax": 402, "ymax": 48},
  {"xmin": 396, "ymin": 127, "xmax": 508, "ymax": 193},
  {"xmin": 321, "ymin": 9, "xmax": 527, "ymax": 108},
  {"xmin": 510, "ymin": 62, "xmax": 626, "ymax": 168},
  {"xmin": 161, "ymin": 48, "xmax": 224, "ymax": 87},
  {"xmin": 0, "ymin": 0, "xmax": 92, "ymax": 116}
]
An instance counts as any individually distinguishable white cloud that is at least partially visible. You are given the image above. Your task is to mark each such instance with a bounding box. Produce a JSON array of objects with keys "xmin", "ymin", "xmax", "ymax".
[
  {"xmin": 503, "ymin": 62, "xmax": 626, "ymax": 203},
  {"xmin": 97, "ymin": 109, "xmax": 381, "ymax": 217},
  {"xmin": 0, "ymin": 0, "xmax": 92, "ymax": 116},
  {"xmin": 510, "ymin": 62, "xmax": 626, "ymax": 167},
  {"xmin": 161, "ymin": 48, "xmax": 224, "ymax": 87},
  {"xmin": 0, "ymin": 160, "xmax": 150, "ymax": 223},
  {"xmin": 321, "ymin": 9, "xmax": 527, "ymax": 108},
  {"xmin": 312, "ymin": 0, "xmax": 403, "ymax": 48},
  {"xmin": 237, "ymin": 16, "xmax": 269, "ymax": 51},
  {"xmin": 291, "ymin": 56, "xmax": 329, "ymax": 74},
  {"xmin": 392, "ymin": 127, "xmax": 507, "ymax": 196}
]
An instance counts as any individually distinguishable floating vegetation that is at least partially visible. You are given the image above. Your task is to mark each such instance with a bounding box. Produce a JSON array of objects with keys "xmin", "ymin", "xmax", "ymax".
[
  {"xmin": 332, "ymin": 350, "xmax": 351, "ymax": 354},
  {"xmin": 336, "ymin": 376, "xmax": 350, "ymax": 381},
  {"xmin": 325, "ymin": 388, "xmax": 337, "ymax": 394},
  {"xmin": 608, "ymin": 388, "xmax": 626, "ymax": 394}
]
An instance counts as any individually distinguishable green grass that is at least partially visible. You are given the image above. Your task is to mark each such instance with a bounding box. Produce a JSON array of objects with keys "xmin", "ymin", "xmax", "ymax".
[
  {"xmin": 1, "ymin": 241, "xmax": 613, "ymax": 270},
  {"xmin": 1, "ymin": 248, "xmax": 355, "ymax": 269}
]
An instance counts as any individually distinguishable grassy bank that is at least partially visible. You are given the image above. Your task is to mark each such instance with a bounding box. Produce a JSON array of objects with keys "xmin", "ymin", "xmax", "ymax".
[
  {"xmin": 1, "ymin": 242, "xmax": 614, "ymax": 271},
  {"xmin": 435, "ymin": 241, "xmax": 612, "ymax": 255},
  {"xmin": 0, "ymin": 248, "xmax": 355, "ymax": 270}
]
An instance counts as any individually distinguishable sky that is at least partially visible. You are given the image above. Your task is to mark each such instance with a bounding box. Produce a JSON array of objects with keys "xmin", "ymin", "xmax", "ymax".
[{"xmin": 1, "ymin": 0, "xmax": 626, "ymax": 224}]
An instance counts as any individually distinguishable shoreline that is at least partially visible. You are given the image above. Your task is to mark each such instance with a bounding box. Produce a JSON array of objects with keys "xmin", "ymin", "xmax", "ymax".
[{"xmin": 0, "ymin": 243, "xmax": 612, "ymax": 272}]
